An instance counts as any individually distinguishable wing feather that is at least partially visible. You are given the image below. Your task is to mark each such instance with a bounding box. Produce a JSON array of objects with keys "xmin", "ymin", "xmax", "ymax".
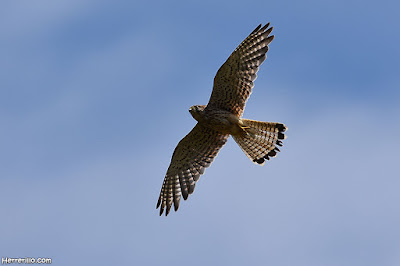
[
  {"xmin": 156, "ymin": 123, "xmax": 229, "ymax": 216},
  {"xmin": 206, "ymin": 23, "xmax": 274, "ymax": 117}
]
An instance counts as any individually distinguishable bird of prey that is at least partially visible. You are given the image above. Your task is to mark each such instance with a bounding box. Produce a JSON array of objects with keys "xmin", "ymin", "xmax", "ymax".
[{"xmin": 157, "ymin": 22, "xmax": 287, "ymax": 216}]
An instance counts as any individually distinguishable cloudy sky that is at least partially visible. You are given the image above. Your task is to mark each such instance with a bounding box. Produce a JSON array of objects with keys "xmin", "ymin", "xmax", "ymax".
[{"xmin": 1, "ymin": 0, "xmax": 399, "ymax": 265}]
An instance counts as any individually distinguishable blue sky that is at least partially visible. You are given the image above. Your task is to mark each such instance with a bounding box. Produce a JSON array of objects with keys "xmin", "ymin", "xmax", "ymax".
[{"xmin": 1, "ymin": 0, "xmax": 399, "ymax": 265}]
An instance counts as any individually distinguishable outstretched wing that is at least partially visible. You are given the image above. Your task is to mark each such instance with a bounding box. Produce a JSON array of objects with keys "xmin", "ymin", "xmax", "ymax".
[
  {"xmin": 157, "ymin": 124, "xmax": 229, "ymax": 216},
  {"xmin": 206, "ymin": 23, "xmax": 274, "ymax": 117}
]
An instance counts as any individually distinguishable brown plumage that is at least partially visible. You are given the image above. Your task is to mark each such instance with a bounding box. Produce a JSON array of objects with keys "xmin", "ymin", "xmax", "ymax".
[{"xmin": 157, "ymin": 23, "xmax": 287, "ymax": 216}]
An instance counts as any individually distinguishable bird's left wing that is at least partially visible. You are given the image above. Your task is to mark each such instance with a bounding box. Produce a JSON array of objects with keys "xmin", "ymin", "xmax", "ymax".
[
  {"xmin": 206, "ymin": 23, "xmax": 274, "ymax": 117},
  {"xmin": 157, "ymin": 123, "xmax": 229, "ymax": 216}
]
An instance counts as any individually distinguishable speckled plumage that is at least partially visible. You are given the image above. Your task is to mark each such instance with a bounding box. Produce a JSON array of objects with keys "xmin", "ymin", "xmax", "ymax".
[{"xmin": 157, "ymin": 23, "xmax": 287, "ymax": 216}]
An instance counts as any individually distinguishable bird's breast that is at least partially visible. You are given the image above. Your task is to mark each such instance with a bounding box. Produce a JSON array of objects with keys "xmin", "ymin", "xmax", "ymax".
[{"xmin": 199, "ymin": 110, "xmax": 240, "ymax": 135}]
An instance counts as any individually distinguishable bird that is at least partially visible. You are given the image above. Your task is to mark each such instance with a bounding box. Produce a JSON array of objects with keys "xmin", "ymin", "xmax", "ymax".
[{"xmin": 157, "ymin": 22, "xmax": 287, "ymax": 216}]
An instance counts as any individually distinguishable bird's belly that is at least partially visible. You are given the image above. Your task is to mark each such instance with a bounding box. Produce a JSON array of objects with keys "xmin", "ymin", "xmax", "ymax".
[{"xmin": 202, "ymin": 112, "xmax": 241, "ymax": 135}]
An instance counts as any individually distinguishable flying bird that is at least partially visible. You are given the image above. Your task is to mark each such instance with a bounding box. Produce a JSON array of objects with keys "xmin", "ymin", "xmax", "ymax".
[{"xmin": 157, "ymin": 23, "xmax": 287, "ymax": 216}]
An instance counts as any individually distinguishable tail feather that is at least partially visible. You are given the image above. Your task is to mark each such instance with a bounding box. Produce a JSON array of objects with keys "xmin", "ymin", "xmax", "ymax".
[{"xmin": 233, "ymin": 119, "xmax": 287, "ymax": 165}]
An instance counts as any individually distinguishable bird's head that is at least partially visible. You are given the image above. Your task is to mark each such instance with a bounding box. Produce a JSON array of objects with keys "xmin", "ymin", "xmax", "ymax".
[{"xmin": 189, "ymin": 105, "xmax": 206, "ymax": 121}]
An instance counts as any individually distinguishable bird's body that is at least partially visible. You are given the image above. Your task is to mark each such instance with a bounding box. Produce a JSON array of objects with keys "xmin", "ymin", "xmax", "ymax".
[
  {"xmin": 157, "ymin": 23, "xmax": 287, "ymax": 216},
  {"xmin": 189, "ymin": 105, "xmax": 242, "ymax": 135}
]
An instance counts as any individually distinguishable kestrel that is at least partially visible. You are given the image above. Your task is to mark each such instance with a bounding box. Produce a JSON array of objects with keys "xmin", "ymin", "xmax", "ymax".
[{"xmin": 157, "ymin": 23, "xmax": 287, "ymax": 216}]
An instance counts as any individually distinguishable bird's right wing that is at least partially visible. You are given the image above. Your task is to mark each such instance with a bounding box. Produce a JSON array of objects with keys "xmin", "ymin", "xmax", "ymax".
[{"xmin": 157, "ymin": 123, "xmax": 229, "ymax": 216}]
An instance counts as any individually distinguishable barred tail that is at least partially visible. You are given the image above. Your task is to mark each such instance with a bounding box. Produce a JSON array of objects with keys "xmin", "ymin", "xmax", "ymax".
[{"xmin": 232, "ymin": 119, "xmax": 287, "ymax": 165}]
